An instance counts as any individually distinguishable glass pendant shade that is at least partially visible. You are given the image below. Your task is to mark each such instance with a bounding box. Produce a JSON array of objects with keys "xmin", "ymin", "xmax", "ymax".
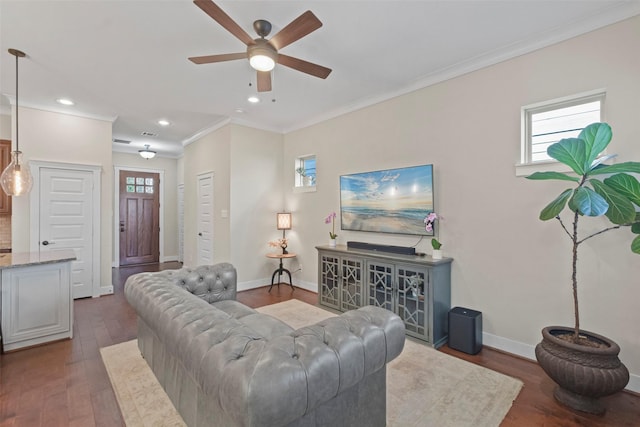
[
  {"xmin": 139, "ymin": 144, "xmax": 156, "ymax": 159},
  {"xmin": 0, "ymin": 151, "xmax": 33, "ymax": 196}
]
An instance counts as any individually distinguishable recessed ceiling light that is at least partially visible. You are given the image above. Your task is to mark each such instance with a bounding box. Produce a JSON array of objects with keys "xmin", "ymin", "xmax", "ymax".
[
  {"xmin": 157, "ymin": 119, "xmax": 170, "ymax": 126},
  {"xmin": 247, "ymin": 96, "xmax": 260, "ymax": 104},
  {"xmin": 56, "ymin": 98, "xmax": 74, "ymax": 106}
]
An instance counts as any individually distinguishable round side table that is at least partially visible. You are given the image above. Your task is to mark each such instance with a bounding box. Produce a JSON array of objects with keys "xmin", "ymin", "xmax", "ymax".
[{"xmin": 266, "ymin": 252, "xmax": 296, "ymax": 292}]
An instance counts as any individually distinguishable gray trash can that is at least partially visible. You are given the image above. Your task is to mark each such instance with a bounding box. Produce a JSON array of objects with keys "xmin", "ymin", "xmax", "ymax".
[{"xmin": 448, "ymin": 306, "xmax": 482, "ymax": 355}]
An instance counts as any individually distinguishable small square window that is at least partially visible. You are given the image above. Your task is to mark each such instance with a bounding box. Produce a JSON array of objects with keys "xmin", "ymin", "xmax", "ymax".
[
  {"xmin": 295, "ymin": 155, "xmax": 316, "ymax": 188},
  {"xmin": 145, "ymin": 186, "xmax": 154, "ymax": 194},
  {"xmin": 136, "ymin": 177, "xmax": 145, "ymax": 185},
  {"xmin": 145, "ymin": 178, "xmax": 154, "ymax": 186},
  {"xmin": 126, "ymin": 177, "xmax": 135, "ymax": 185},
  {"xmin": 126, "ymin": 185, "xmax": 135, "ymax": 193},
  {"xmin": 136, "ymin": 186, "xmax": 145, "ymax": 193},
  {"xmin": 521, "ymin": 91, "xmax": 604, "ymax": 165}
]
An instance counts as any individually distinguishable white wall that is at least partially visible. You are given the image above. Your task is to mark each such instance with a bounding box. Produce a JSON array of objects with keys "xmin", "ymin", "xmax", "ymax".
[
  {"xmin": 0, "ymin": 114, "xmax": 10, "ymax": 139},
  {"xmin": 112, "ymin": 152, "xmax": 179, "ymax": 262},
  {"xmin": 229, "ymin": 124, "xmax": 285, "ymax": 286},
  {"xmin": 12, "ymin": 106, "xmax": 113, "ymax": 291},
  {"xmin": 284, "ymin": 16, "xmax": 640, "ymax": 384}
]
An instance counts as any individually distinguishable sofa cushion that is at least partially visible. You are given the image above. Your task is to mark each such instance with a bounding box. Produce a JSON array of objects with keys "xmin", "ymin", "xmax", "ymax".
[{"xmin": 213, "ymin": 300, "xmax": 294, "ymax": 340}]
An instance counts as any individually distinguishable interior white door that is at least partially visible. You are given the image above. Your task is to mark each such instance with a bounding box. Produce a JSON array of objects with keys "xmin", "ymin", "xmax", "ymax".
[
  {"xmin": 196, "ymin": 173, "xmax": 214, "ymax": 265},
  {"xmin": 178, "ymin": 184, "xmax": 184, "ymax": 263},
  {"xmin": 39, "ymin": 168, "xmax": 94, "ymax": 299}
]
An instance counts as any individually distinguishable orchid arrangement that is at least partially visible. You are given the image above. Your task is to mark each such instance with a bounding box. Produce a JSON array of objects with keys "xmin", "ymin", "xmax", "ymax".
[
  {"xmin": 325, "ymin": 212, "xmax": 338, "ymax": 239},
  {"xmin": 424, "ymin": 212, "xmax": 443, "ymax": 250}
]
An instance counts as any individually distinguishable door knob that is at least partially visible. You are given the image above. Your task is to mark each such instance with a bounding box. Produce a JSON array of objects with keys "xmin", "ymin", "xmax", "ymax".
[
  {"xmin": 198, "ymin": 232, "xmax": 203, "ymax": 236},
  {"xmin": 42, "ymin": 240, "xmax": 52, "ymax": 246}
]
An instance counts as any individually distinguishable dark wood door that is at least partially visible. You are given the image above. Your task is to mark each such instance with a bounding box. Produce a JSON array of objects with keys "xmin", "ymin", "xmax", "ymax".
[
  {"xmin": 119, "ymin": 171, "xmax": 160, "ymax": 266},
  {"xmin": 0, "ymin": 140, "xmax": 12, "ymax": 214}
]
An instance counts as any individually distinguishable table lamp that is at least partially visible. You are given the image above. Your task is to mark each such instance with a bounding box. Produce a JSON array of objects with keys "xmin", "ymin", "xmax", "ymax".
[{"xmin": 276, "ymin": 212, "xmax": 292, "ymax": 239}]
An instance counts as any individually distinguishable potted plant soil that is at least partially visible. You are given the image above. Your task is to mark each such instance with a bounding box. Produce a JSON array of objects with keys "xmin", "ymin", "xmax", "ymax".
[{"xmin": 526, "ymin": 122, "xmax": 640, "ymax": 414}]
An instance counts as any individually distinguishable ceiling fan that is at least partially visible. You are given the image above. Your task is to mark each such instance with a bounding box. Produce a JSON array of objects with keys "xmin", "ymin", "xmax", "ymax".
[{"xmin": 188, "ymin": 0, "xmax": 332, "ymax": 92}]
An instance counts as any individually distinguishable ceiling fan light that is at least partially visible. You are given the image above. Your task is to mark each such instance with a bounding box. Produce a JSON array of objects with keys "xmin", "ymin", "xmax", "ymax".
[
  {"xmin": 248, "ymin": 40, "xmax": 277, "ymax": 72},
  {"xmin": 249, "ymin": 53, "xmax": 275, "ymax": 72},
  {"xmin": 139, "ymin": 144, "xmax": 156, "ymax": 159}
]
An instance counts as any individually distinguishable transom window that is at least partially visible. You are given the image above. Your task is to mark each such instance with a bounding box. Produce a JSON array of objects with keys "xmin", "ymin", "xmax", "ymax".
[{"xmin": 521, "ymin": 91, "xmax": 605, "ymax": 165}]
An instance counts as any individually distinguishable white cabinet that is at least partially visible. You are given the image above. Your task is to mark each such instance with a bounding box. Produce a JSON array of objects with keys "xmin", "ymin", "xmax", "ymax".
[{"xmin": 0, "ymin": 252, "xmax": 74, "ymax": 351}]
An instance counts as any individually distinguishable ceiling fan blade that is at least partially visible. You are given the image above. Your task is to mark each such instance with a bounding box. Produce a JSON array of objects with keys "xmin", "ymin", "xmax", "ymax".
[
  {"xmin": 269, "ymin": 10, "xmax": 322, "ymax": 51},
  {"xmin": 278, "ymin": 54, "xmax": 332, "ymax": 79},
  {"xmin": 189, "ymin": 52, "xmax": 246, "ymax": 64},
  {"xmin": 194, "ymin": 0, "xmax": 254, "ymax": 46},
  {"xmin": 257, "ymin": 71, "xmax": 272, "ymax": 92}
]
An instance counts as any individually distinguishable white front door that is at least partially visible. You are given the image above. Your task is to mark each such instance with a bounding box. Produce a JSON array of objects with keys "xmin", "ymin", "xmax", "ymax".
[
  {"xmin": 39, "ymin": 168, "xmax": 94, "ymax": 299},
  {"xmin": 196, "ymin": 173, "xmax": 214, "ymax": 265}
]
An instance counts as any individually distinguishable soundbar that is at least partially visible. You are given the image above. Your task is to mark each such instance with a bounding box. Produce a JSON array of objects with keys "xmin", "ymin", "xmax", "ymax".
[{"xmin": 347, "ymin": 241, "xmax": 416, "ymax": 256}]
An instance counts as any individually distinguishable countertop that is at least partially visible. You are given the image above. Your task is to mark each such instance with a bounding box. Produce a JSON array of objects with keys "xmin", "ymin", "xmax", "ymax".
[{"xmin": 0, "ymin": 250, "xmax": 76, "ymax": 270}]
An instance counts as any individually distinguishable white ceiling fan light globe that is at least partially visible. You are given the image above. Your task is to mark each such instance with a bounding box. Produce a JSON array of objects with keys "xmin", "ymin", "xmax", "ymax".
[
  {"xmin": 247, "ymin": 40, "xmax": 277, "ymax": 72},
  {"xmin": 249, "ymin": 54, "xmax": 275, "ymax": 72}
]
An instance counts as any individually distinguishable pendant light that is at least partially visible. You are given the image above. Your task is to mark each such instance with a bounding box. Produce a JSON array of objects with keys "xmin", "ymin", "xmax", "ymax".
[
  {"xmin": 0, "ymin": 49, "xmax": 33, "ymax": 197},
  {"xmin": 138, "ymin": 144, "xmax": 156, "ymax": 159}
]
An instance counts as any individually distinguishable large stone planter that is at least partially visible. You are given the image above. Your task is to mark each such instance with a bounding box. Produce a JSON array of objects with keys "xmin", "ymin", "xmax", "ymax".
[{"xmin": 535, "ymin": 326, "xmax": 629, "ymax": 415}]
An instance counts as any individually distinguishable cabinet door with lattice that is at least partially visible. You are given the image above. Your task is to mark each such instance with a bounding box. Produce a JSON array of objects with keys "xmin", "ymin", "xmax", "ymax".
[
  {"xmin": 340, "ymin": 256, "xmax": 364, "ymax": 312},
  {"xmin": 366, "ymin": 260, "xmax": 394, "ymax": 312},
  {"xmin": 396, "ymin": 264, "xmax": 429, "ymax": 340},
  {"xmin": 319, "ymin": 253, "xmax": 340, "ymax": 310}
]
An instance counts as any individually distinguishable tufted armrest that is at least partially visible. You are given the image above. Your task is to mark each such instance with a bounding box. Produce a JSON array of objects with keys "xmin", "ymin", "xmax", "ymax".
[{"xmin": 129, "ymin": 263, "xmax": 237, "ymax": 304}]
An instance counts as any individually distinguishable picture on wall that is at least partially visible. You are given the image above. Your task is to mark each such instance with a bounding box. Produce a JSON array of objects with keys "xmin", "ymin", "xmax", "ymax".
[{"xmin": 340, "ymin": 164, "xmax": 434, "ymax": 236}]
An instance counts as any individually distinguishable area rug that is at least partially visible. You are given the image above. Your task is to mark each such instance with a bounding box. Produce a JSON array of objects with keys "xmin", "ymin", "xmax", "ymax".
[{"xmin": 101, "ymin": 300, "xmax": 523, "ymax": 427}]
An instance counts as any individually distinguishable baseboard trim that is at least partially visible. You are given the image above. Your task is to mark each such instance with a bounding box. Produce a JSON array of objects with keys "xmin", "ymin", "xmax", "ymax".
[
  {"xmin": 100, "ymin": 285, "xmax": 114, "ymax": 296},
  {"xmin": 626, "ymin": 373, "xmax": 640, "ymax": 394},
  {"xmin": 482, "ymin": 332, "xmax": 536, "ymax": 361},
  {"xmin": 237, "ymin": 278, "xmax": 268, "ymax": 292}
]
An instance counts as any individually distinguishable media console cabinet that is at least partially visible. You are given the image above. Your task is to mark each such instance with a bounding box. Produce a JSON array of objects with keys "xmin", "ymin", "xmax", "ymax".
[
  {"xmin": 0, "ymin": 250, "xmax": 76, "ymax": 352},
  {"xmin": 317, "ymin": 245, "xmax": 452, "ymax": 348}
]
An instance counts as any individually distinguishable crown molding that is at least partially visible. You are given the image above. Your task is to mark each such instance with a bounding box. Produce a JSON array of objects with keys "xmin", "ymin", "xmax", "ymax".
[{"xmin": 284, "ymin": 3, "xmax": 640, "ymax": 134}]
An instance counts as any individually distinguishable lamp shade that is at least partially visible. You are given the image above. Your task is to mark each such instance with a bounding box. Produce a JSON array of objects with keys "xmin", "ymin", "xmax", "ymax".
[
  {"xmin": 277, "ymin": 212, "xmax": 292, "ymax": 230},
  {"xmin": 0, "ymin": 151, "xmax": 32, "ymax": 196}
]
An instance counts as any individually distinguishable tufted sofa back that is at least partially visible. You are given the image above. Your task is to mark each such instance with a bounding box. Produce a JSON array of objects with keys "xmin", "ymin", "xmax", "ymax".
[{"xmin": 146, "ymin": 263, "xmax": 237, "ymax": 303}]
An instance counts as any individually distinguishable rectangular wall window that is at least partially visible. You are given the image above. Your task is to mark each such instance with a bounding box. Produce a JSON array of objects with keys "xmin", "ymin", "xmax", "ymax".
[
  {"xmin": 295, "ymin": 155, "xmax": 316, "ymax": 190},
  {"xmin": 521, "ymin": 91, "xmax": 605, "ymax": 165}
]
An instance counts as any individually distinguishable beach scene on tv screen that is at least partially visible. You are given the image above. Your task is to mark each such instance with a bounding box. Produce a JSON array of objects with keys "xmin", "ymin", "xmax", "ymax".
[{"xmin": 340, "ymin": 164, "xmax": 434, "ymax": 236}]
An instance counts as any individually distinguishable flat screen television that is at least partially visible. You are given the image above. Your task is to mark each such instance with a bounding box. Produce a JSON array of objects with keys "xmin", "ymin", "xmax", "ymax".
[{"xmin": 340, "ymin": 164, "xmax": 434, "ymax": 236}]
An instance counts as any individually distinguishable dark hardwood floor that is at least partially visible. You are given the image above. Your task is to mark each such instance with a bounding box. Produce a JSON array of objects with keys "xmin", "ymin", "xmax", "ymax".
[{"xmin": 1, "ymin": 262, "xmax": 638, "ymax": 426}]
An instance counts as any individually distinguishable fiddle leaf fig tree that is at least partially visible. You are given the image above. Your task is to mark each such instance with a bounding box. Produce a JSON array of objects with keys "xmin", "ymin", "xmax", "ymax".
[{"xmin": 527, "ymin": 122, "xmax": 640, "ymax": 341}]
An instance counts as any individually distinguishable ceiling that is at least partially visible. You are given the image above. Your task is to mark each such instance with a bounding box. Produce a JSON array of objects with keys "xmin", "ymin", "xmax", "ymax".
[{"xmin": 1, "ymin": 1, "xmax": 639, "ymax": 158}]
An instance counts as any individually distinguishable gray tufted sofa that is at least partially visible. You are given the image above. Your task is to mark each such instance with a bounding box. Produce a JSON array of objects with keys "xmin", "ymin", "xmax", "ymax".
[{"xmin": 124, "ymin": 263, "xmax": 405, "ymax": 427}]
